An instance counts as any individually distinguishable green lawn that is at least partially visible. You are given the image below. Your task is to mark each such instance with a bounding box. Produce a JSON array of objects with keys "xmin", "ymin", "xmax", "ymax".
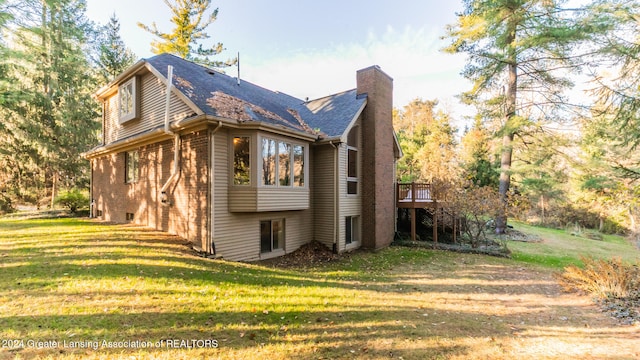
[
  {"xmin": 1, "ymin": 216, "xmax": 639, "ymax": 359},
  {"xmin": 507, "ymin": 222, "xmax": 639, "ymax": 269}
]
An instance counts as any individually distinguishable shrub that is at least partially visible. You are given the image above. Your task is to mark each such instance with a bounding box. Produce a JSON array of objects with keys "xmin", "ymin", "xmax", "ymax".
[
  {"xmin": 443, "ymin": 184, "xmax": 504, "ymax": 248},
  {"xmin": 556, "ymin": 256, "xmax": 639, "ymax": 299},
  {"xmin": 0, "ymin": 193, "xmax": 13, "ymax": 215},
  {"xmin": 54, "ymin": 189, "xmax": 89, "ymax": 214}
]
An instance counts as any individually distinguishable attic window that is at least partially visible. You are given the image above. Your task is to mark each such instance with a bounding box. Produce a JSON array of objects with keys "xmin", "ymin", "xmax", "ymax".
[{"xmin": 118, "ymin": 77, "xmax": 139, "ymax": 124}]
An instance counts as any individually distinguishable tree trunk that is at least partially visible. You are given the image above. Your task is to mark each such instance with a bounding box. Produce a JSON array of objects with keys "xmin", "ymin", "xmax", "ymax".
[
  {"xmin": 540, "ymin": 194, "xmax": 545, "ymax": 226},
  {"xmin": 495, "ymin": 15, "xmax": 517, "ymax": 235},
  {"xmin": 598, "ymin": 216, "xmax": 604, "ymax": 232},
  {"xmin": 495, "ymin": 131, "xmax": 514, "ymax": 234},
  {"xmin": 50, "ymin": 171, "xmax": 57, "ymax": 209}
]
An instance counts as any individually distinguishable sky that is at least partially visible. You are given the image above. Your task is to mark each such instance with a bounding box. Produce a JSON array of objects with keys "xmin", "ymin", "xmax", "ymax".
[{"xmin": 85, "ymin": 0, "xmax": 472, "ymax": 119}]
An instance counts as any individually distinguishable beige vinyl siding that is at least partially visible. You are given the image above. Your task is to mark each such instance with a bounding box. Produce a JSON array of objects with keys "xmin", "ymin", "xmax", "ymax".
[
  {"xmin": 312, "ymin": 144, "xmax": 336, "ymax": 249},
  {"xmin": 257, "ymin": 188, "xmax": 309, "ymax": 211},
  {"xmin": 338, "ymin": 119, "xmax": 362, "ymax": 251},
  {"xmin": 213, "ymin": 129, "xmax": 313, "ymax": 261},
  {"xmin": 228, "ymin": 187, "xmax": 258, "ymax": 212},
  {"xmin": 104, "ymin": 73, "xmax": 193, "ymax": 145},
  {"xmin": 229, "ymin": 188, "xmax": 309, "ymax": 212}
]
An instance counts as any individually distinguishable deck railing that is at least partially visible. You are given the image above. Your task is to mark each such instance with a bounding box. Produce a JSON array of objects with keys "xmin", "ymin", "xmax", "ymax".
[{"xmin": 396, "ymin": 182, "xmax": 433, "ymax": 206}]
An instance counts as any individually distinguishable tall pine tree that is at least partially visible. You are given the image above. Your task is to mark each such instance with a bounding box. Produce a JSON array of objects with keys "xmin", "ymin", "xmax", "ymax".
[
  {"xmin": 444, "ymin": 0, "xmax": 592, "ymax": 233},
  {"xmin": 2, "ymin": 0, "xmax": 99, "ymax": 206},
  {"xmin": 97, "ymin": 13, "xmax": 136, "ymax": 83}
]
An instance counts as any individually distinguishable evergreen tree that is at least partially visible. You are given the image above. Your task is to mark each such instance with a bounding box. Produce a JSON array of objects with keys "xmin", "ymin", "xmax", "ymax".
[
  {"xmin": 0, "ymin": 0, "xmax": 12, "ymax": 106},
  {"xmin": 459, "ymin": 116, "xmax": 499, "ymax": 188},
  {"xmin": 97, "ymin": 13, "xmax": 136, "ymax": 83},
  {"xmin": 588, "ymin": 1, "xmax": 640, "ymax": 149},
  {"xmin": 444, "ymin": 0, "xmax": 592, "ymax": 233},
  {"xmin": 137, "ymin": 0, "xmax": 235, "ymax": 67},
  {"xmin": 515, "ymin": 130, "xmax": 569, "ymax": 226},
  {"xmin": 2, "ymin": 0, "xmax": 99, "ymax": 206}
]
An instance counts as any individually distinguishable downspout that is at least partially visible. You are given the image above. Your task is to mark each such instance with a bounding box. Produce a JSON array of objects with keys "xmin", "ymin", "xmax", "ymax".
[
  {"xmin": 160, "ymin": 65, "xmax": 179, "ymax": 205},
  {"xmin": 207, "ymin": 121, "xmax": 223, "ymax": 256},
  {"xmin": 163, "ymin": 66, "xmax": 174, "ymax": 135},
  {"xmin": 329, "ymin": 141, "xmax": 339, "ymax": 253}
]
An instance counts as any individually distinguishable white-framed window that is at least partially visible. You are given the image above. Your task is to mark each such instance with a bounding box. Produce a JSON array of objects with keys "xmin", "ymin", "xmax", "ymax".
[
  {"xmin": 293, "ymin": 144, "xmax": 304, "ymax": 187},
  {"xmin": 233, "ymin": 136, "xmax": 251, "ymax": 185},
  {"xmin": 118, "ymin": 77, "xmax": 138, "ymax": 124},
  {"xmin": 261, "ymin": 136, "xmax": 305, "ymax": 187},
  {"xmin": 125, "ymin": 150, "xmax": 139, "ymax": 184},
  {"xmin": 260, "ymin": 219, "xmax": 284, "ymax": 253},
  {"xmin": 345, "ymin": 216, "xmax": 360, "ymax": 245},
  {"xmin": 346, "ymin": 126, "xmax": 359, "ymax": 195}
]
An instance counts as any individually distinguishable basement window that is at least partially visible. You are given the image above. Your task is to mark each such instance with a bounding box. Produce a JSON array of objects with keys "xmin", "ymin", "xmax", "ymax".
[
  {"xmin": 126, "ymin": 212, "xmax": 134, "ymax": 221},
  {"xmin": 125, "ymin": 150, "xmax": 139, "ymax": 184},
  {"xmin": 260, "ymin": 219, "xmax": 284, "ymax": 254},
  {"xmin": 345, "ymin": 216, "xmax": 360, "ymax": 245}
]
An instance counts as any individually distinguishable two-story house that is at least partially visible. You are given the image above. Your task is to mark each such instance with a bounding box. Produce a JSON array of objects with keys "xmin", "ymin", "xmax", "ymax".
[{"xmin": 84, "ymin": 53, "xmax": 401, "ymax": 261}]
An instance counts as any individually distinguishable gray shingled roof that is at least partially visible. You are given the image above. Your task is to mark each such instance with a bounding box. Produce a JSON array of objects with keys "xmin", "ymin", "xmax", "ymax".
[{"xmin": 146, "ymin": 54, "xmax": 366, "ymax": 139}]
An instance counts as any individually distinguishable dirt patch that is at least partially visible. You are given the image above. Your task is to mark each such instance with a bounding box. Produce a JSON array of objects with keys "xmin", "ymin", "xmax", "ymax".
[
  {"xmin": 498, "ymin": 228, "xmax": 542, "ymax": 242},
  {"xmin": 257, "ymin": 241, "xmax": 339, "ymax": 268}
]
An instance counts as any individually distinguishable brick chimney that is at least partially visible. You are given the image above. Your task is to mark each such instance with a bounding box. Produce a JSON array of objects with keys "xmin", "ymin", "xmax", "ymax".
[{"xmin": 356, "ymin": 65, "xmax": 395, "ymax": 250}]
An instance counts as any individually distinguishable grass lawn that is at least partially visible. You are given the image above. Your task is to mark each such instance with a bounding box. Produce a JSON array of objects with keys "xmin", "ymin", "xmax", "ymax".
[
  {"xmin": 507, "ymin": 222, "xmax": 640, "ymax": 269},
  {"xmin": 1, "ymin": 216, "xmax": 639, "ymax": 359}
]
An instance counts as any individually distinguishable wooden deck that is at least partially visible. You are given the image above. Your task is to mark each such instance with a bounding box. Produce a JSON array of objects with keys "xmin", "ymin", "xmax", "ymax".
[
  {"xmin": 396, "ymin": 182, "xmax": 435, "ymax": 208},
  {"xmin": 396, "ymin": 182, "xmax": 457, "ymax": 243}
]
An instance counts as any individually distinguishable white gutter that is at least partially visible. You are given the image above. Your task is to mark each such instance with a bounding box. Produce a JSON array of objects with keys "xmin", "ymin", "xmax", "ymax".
[
  {"xmin": 160, "ymin": 66, "xmax": 180, "ymax": 205},
  {"xmin": 329, "ymin": 141, "xmax": 340, "ymax": 253}
]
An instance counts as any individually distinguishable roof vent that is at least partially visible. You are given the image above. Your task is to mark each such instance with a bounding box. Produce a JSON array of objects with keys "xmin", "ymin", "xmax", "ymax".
[{"xmin": 206, "ymin": 69, "xmax": 215, "ymax": 75}]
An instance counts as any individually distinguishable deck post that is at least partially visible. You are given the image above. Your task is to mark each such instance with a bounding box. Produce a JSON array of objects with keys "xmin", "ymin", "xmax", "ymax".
[
  {"xmin": 433, "ymin": 202, "xmax": 438, "ymax": 246},
  {"xmin": 452, "ymin": 211, "xmax": 457, "ymax": 244},
  {"xmin": 410, "ymin": 207, "xmax": 416, "ymax": 241},
  {"xmin": 411, "ymin": 182, "xmax": 416, "ymax": 207}
]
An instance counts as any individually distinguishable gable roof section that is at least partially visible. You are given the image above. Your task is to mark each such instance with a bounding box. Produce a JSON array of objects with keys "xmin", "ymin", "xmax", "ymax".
[
  {"xmin": 296, "ymin": 90, "xmax": 367, "ymax": 139},
  {"xmin": 145, "ymin": 53, "xmax": 365, "ymax": 140}
]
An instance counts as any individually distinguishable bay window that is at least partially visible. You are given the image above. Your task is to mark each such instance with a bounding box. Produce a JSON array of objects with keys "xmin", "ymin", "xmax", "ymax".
[{"xmin": 261, "ymin": 136, "xmax": 305, "ymax": 187}]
